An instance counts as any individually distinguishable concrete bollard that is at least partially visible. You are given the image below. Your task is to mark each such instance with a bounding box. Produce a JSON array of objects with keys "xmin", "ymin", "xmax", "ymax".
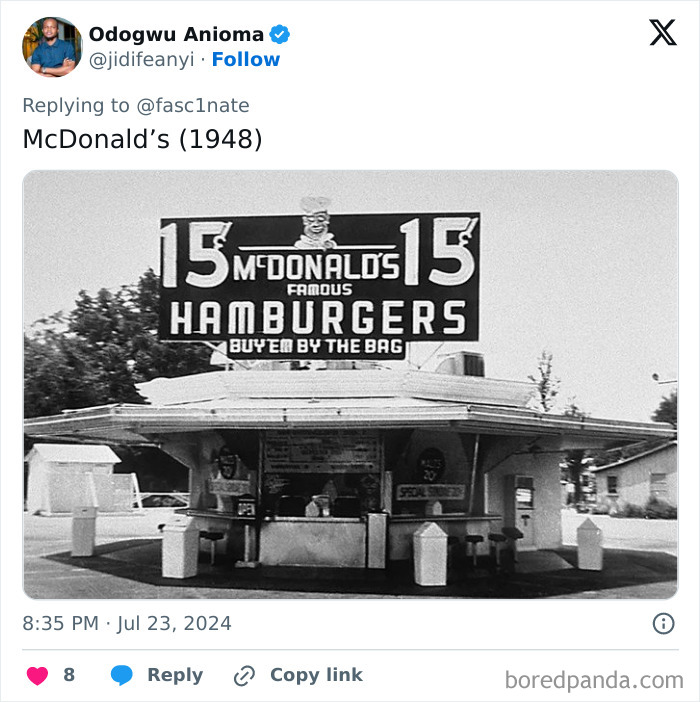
[
  {"xmin": 162, "ymin": 516, "xmax": 199, "ymax": 579},
  {"xmin": 71, "ymin": 506, "xmax": 97, "ymax": 557},
  {"xmin": 413, "ymin": 522, "xmax": 447, "ymax": 586},
  {"xmin": 577, "ymin": 517, "xmax": 603, "ymax": 570}
]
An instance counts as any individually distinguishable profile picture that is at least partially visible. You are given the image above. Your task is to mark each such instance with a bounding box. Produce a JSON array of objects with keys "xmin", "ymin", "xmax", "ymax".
[{"xmin": 22, "ymin": 17, "xmax": 82, "ymax": 77}]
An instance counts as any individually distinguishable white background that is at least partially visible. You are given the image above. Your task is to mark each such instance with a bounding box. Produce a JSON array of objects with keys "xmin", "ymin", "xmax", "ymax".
[{"xmin": 1, "ymin": 1, "xmax": 698, "ymax": 701}]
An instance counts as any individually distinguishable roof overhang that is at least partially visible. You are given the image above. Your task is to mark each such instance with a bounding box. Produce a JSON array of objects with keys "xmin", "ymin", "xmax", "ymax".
[{"xmin": 24, "ymin": 398, "xmax": 676, "ymax": 448}]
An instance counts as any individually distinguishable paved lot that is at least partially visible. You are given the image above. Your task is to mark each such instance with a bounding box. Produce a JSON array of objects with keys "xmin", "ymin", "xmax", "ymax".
[
  {"xmin": 561, "ymin": 509, "xmax": 678, "ymax": 555},
  {"xmin": 24, "ymin": 509, "xmax": 677, "ymax": 600}
]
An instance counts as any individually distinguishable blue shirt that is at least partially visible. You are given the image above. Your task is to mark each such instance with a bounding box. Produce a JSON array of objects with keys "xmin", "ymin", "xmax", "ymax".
[{"xmin": 31, "ymin": 39, "xmax": 75, "ymax": 69}]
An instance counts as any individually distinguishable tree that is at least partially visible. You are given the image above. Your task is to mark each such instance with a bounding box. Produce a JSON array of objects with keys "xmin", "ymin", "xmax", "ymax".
[
  {"xmin": 528, "ymin": 350, "xmax": 560, "ymax": 413},
  {"xmin": 561, "ymin": 398, "xmax": 589, "ymax": 504},
  {"xmin": 24, "ymin": 269, "xmax": 213, "ymax": 418},
  {"xmin": 562, "ymin": 449, "xmax": 587, "ymax": 504},
  {"xmin": 652, "ymin": 390, "xmax": 677, "ymax": 428},
  {"xmin": 24, "ymin": 331, "xmax": 107, "ymax": 417}
]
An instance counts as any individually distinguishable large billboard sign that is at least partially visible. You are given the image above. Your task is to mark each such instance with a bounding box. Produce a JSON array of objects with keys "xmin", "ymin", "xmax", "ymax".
[{"xmin": 159, "ymin": 202, "xmax": 480, "ymax": 359}]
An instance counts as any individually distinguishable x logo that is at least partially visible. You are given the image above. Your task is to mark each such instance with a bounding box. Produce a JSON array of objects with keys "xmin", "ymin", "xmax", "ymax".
[{"xmin": 650, "ymin": 19, "xmax": 676, "ymax": 45}]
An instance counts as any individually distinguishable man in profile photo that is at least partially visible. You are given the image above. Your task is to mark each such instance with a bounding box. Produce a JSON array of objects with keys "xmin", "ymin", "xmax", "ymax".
[{"xmin": 30, "ymin": 18, "xmax": 75, "ymax": 77}]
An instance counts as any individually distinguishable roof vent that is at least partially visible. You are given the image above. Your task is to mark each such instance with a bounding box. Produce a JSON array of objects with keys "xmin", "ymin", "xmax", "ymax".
[{"xmin": 435, "ymin": 352, "xmax": 485, "ymax": 377}]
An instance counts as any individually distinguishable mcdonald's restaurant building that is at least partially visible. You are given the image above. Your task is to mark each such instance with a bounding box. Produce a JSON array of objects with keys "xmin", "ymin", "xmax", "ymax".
[
  {"xmin": 23, "ymin": 208, "xmax": 675, "ymax": 570},
  {"xmin": 23, "ymin": 357, "xmax": 674, "ymax": 569}
]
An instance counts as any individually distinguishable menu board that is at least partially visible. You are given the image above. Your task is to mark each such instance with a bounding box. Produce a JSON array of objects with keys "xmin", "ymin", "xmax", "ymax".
[{"xmin": 265, "ymin": 430, "xmax": 381, "ymax": 472}]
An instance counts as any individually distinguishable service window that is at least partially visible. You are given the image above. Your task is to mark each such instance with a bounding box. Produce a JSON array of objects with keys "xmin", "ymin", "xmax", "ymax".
[
  {"xmin": 262, "ymin": 430, "xmax": 382, "ymax": 518},
  {"xmin": 263, "ymin": 470, "xmax": 381, "ymax": 517},
  {"xmin": 515, "ymin": 476, "xmax": 534, "ymax": 509}
]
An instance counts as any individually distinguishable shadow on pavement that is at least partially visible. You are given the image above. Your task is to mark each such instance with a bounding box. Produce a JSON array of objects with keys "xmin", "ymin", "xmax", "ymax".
[{"xmin": 36, "ymin": 539, "xmax": 678, "ymax": 599}]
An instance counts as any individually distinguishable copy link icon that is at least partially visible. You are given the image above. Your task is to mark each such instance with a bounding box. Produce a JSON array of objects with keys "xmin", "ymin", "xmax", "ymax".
[{"xmin": 234, "ymin": 665, "xmax": 255, "ymax": 687}]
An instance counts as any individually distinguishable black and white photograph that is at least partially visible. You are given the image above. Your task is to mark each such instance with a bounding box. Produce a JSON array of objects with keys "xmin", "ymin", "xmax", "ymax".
[{"xmin": 23, "ymin": 170, "xmax": 678, "ymax": 599}]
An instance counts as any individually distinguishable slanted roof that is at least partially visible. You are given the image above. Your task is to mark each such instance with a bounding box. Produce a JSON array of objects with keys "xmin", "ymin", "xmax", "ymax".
[
  {"xmin": 589, "ymin": 441, "xmax": 677, "ymax": 473},
  {"xmin": 25, "ymin": 443, "xmax": 120, "ymax": 464},
  {"xmin": 135, "ymin": 369, "xmax": 534, "ymax": 408}
]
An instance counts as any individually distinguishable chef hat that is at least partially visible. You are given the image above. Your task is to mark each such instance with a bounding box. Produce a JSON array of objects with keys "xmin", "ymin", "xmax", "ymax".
[{"xmin": 301, "ymin": 196, "xmax": 331, "ymax": 214}]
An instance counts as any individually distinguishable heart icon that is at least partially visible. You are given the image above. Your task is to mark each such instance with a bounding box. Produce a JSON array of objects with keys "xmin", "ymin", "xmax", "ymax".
[{"xmin": 27, "ymin": 667, "xmax": 48, "ymax": 686}]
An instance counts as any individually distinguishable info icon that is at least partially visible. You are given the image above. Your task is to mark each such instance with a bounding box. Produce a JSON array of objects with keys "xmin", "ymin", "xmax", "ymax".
[{"xmin": 652, "ymin": 613, "xmax": 675, "ymax": 635}]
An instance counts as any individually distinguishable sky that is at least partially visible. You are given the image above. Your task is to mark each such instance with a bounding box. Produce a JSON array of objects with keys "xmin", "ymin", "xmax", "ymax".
[{"xmin": 23, "ymin": 170, "xmax": 677, "ymax": 422}]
